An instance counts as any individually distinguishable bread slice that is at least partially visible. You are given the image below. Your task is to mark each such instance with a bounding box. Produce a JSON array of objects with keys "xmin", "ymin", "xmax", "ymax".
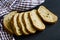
[
  {"xmin": 3, "ymin": 11, "xmax": 17, "ymax": 34},
  {"xmin": 29, "ymin": 10, "xmax": 45, "ymax": 30},
  {"xmin": 17, "ymin": 13, "xmax": 29, "ymax": 35},
  {"xmin": 23, "ymin": 12, "xmax": 36, "ymax": 33},
  {"xmin": 38, "ymin": 6, "xmax": 58, "ymax": 23},
  {"xmin": 11, "ymin": 13, "xmax": 22, "ymax": 36}
]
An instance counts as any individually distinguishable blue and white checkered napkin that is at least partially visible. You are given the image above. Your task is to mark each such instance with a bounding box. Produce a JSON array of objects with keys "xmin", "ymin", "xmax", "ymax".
[{"xmin": 0, "ymin": 0, "xmax": 45, "ymax": 40}]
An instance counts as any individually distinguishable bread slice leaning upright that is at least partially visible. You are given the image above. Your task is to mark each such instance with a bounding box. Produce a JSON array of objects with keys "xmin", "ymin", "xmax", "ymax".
[
  {"xmin": 10, "ymin": 13, "xmax": 22, "ymax": 36},
  {"xmin": 17, "ymin": 13, "xmax": 29, "ymax": 35},
  {"xmin": 23, "ymin": 12, "xmax": 36, "ymax": 34},
  {"xmin": 3, "ymin": 11, "xmax": 17, "ymax": 34},
  {"xmin": 38, "ymin": 6, "xmax": 58, "ymax": 23},
  {"xmin": 29, "ymin": 10, "xmax": 45, "ymax": 31}
]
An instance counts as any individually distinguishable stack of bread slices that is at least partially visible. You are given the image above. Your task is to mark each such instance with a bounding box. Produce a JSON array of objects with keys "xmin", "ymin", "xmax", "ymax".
[{"xmin": 3, "ymin": 6, "xmax": 58, "ymax": 36}]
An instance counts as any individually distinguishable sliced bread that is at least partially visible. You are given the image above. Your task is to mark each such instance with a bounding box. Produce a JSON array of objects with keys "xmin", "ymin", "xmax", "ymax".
[
  {"xmin": 10, "ymin": 13, "xmax": 22, "ymax": 36},
  {"xmin": 3, "ymin": 11, "xmax": 17, "ymax": 34},
  {"xmin": 38, "ymin": 6, "xmax": 58, "ymax": 23},
  {"xmin": 23, "ymin": 12, "xmax": 36, "ymax": 33},
  {"xmin": 29, "ymin": 10, "xmax": 45, "ymax": 31},
  {"xmin": 17, "ymin": 13, "xmax": 29, "ymax": 35}
]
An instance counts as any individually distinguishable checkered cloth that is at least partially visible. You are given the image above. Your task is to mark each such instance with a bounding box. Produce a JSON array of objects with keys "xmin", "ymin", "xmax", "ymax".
[{"xmin": 0, "ymin": 0, "xmax": 45, "ymax": 40}]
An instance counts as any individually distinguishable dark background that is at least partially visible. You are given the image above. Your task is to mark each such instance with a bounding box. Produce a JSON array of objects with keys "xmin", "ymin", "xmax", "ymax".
[{"xmin": 14, "ymin": 0, "xmax": 60, "ymax": 40}]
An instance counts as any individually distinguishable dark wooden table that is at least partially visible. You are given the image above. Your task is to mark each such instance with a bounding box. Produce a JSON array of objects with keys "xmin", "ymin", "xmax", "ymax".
[{"xmin": 14, "ymin": 0, "xmax": 60, "ymax": 40}]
